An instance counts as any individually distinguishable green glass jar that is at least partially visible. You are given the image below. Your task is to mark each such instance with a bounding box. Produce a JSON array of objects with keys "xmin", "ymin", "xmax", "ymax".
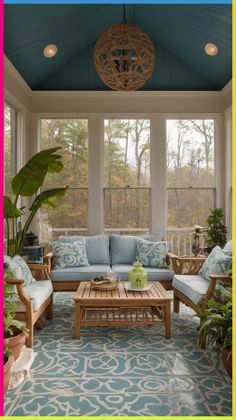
[{"xmin": 128, "ymin": 262, "xmax": 147, "ymax": 289}]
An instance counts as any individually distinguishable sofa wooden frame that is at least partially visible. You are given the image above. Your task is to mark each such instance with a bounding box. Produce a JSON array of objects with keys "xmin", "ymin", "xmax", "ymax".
[{"xmin": 5, "ymin": 264, "xmax": 53, "ymax": 348}]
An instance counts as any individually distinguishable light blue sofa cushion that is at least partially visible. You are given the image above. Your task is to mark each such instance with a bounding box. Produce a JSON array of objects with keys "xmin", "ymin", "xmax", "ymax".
[
  {"xmin": 50, "ymin": 265, "xmax": 111, "ymax": 282},
  {"xmin": 172, "ymin": 274, "xmax": 209, "ymax": 304},
  {"xmin": 223, "ymin": 240, "xmax": 232, "ymax": 255},
  {"xmin": 110, "ymin": 235, "xmax": 139, "ymax": 265},
  {"xmin": 136, "ymin": 239, "xmax": 168, "ymax": 268},
  {"xmin": 52, "ymin": 241, "xmax": 89, "ymax": 269},
  {"xmin": 15, "ymin": 280, "xmax": 53, "ymax": 312},
  {"xmin": 59, "ymin": 235, "xmax": 110, "ymax": 265},
  {"xmin": 112, "ymin": 264, "xmax": 174, "ymax": 282},
  {"xmin": 199, "ymin": 245, "xmax": 232, "ymax": 280}
]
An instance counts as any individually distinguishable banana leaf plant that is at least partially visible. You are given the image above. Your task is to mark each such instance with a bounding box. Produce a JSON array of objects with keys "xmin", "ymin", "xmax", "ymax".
[{"xmin": 4, "ymin": 147, "xmax": 67, "ymax": 256}]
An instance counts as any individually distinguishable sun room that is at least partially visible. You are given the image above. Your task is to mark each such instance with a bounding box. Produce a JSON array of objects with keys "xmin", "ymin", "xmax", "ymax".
[{"xmin": 3, "ymin": 3, "xmax": 232, "ymax": 417}]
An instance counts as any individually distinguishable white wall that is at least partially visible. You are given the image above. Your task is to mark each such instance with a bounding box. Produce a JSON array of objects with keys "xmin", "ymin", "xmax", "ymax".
[{"xmin": 4, "ymin": 56, "xmax": 232, "ymax": 238}]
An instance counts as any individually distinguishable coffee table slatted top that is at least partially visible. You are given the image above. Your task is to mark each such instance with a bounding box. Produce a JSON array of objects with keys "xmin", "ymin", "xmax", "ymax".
[{"xmin": 74, "ymin": 281, "xmax": 171, "ymax": 305}]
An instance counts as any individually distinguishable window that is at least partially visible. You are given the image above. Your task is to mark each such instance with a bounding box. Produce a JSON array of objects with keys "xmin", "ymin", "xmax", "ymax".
[
  {"xmin": 4, "ymin": 103, "xmax": 17, "ymax": 197},
  {"xmin": 40, "ymin": 119, "xmax": 88, "ymax": 240},
  {"xmin": 166, "ymin": 119, "xmax": 215, "ymax": 254},
  {"xmin": 104, "ymin": 119, "xmax": 151, "ymax": 234}
]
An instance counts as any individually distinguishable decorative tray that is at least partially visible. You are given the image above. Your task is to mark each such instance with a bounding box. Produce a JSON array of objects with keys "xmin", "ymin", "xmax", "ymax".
[
  {"xmin": 91, "ymin": 278, "xmax": 119, "ymax": 290},
  {"xmin": 124, "ymin": 283, "xmax": 153, "ymax": 292}
]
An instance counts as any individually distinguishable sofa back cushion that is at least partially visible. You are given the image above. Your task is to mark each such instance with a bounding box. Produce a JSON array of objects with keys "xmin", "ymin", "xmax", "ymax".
[
  {"xmin": 52, "ymin": 241, "xmax": 89, "ymax": 269},
  {"xmin": 4, "ymin": 255, "xmax": 34, "ymax": 286},
  {"xmin": 110, "ymin": 235, "xmax": 138, "ymax": 265},
  {"xmin": 136, "ymin": 239, "xmax": 168, "ymax": 268},
  {"xmin": 59, "ymin": 235, "xmax": 110, "ymax": 265},
  {"xmin": 199, "ymin": 245, "xmax": 232, "ymax": 281}
]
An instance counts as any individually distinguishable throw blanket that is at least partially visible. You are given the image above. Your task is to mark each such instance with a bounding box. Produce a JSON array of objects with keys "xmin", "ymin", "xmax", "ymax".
[{"xmin": 9, "ymin": 346, "xmax": 37, "ymax": 389}]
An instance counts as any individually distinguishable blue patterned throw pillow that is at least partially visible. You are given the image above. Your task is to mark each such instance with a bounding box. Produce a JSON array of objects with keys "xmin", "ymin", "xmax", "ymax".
[
  {"xmin": 4, "ymin": 255, "xmax": 34, "ymax": 286},
  {"xmin": 52, "ymin": 241, "xmax": 89, "ymax": 269},
  {"xmin": 199, "ymin": 246, "xmax": 232, "ymax": 281},
  {"xmin": 136, "ymin": 239, "xmax": 168, "ymax": 268}
]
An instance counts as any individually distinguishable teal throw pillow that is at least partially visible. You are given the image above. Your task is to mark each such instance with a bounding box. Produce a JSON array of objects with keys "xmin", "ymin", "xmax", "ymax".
[
  {"xmin": 136, "ymin": 239, "xmax": 168, "ymax": 268},
  {"xmin": 199, "ymin": 246, "xmax": 232, "ymax": 280},
  {"xmin": 4, "ymin": 255, "xmax": 34, "ymax": 287},
  {"xmin": 52, "ymin": 241, "xmax": 89, "ymax": 269}
]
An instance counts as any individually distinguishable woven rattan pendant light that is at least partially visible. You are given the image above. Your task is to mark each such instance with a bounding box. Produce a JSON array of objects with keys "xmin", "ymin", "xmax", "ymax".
[{"xmin": 94, "ymin": 6, "xmax": 155, "ymax": 91}]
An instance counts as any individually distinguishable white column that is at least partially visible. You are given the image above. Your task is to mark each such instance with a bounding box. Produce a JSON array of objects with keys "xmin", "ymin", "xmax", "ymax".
[
  {"xmin": 88, "ymin": 115, "xmax": 104, "ymax": 235},
  {"xmin": 150, "ymin": 114, "xmax": 167, "ymax": 238},
  {"xmin": 25, "ymin": 113, "xmax": 41, "ymax": 235},
  {"xmin": 224, "ymin": 107, "xmax": 232, "ymax": 237},
  {"xmin": 215, "ymin": 114, "xmax": 225, "ymax": 210}
]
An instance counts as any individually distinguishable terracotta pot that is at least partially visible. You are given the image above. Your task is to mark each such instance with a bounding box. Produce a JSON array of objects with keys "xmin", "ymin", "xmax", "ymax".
[
  {"xmin": 221, "ymin": 347, "xmax": 232, "ymax": 378},
  {"xmin": 4, "ymin": 330, "xmax": 26, "ymax": 362},
  {"xmin": 4, "ymin": 354, "xmax": 14, "ymax": 394}
]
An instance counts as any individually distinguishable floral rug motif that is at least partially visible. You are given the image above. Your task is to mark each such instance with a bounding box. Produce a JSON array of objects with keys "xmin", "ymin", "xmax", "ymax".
[{"xmin": 5, "ymin": 292, "xmax": 232, "ymax": 416}]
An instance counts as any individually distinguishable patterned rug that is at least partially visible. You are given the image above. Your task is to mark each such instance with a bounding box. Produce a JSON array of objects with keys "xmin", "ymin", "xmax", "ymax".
[{"xmin": 5, "ymin": 292, "xmax": 232, "ymax": 416}]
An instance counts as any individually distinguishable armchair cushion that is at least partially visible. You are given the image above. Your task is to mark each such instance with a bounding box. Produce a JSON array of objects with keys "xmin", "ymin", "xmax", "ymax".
[
  {"xmin": 199, "ymin": 246, "xmax": 232, "ymax": 281},
  {"xmin": 52, "ymin": 241, "xmax": 89, "ymax": 269},
  {"xmin": 136, "ymin": 239, "xmax": 168, "ymax": 268},
  {"xmin": 172, "ymin": 274, "xmax": 209, "ymax": 304},
  {"xmin": 4, "ymin": 255, "xmax": 35, "ymax": 287},
  {"xmin": 15, "ymin": 280, "xmax": 53, "ymax": 312}
]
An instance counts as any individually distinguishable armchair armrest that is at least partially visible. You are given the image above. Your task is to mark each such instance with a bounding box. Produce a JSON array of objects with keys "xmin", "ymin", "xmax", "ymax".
[
  {"xmin": 209, "ymin": 274, "xmax": 232, "ymax": 282},
  {"xmin": 204, "ymin": 274, "xmax": 232, "ymax": 304},
  {"xmin": 5, "ymin": 278, "xmax": 32, "ymax": 308},
  {"xmin": 5, "ymin": 278, "xmax": 24, "ymax": 285}
]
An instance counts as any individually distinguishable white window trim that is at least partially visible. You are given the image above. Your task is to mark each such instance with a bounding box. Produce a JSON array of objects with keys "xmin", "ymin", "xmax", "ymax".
[{"xmin": 33, "ymin": 111, "xmax": 223, "ymax": 237}]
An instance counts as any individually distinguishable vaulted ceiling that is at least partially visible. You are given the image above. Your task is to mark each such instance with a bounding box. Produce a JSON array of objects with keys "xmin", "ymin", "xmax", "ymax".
[{"xmin": 4, "ymin": 4, "xmax": 232, "ymax": 91}]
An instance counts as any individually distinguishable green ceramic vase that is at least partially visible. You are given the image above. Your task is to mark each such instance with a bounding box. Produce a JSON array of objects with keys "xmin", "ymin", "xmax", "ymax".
[{"xmin": 128, "ymin": 262, "xmax": 147, "ymax": 289}]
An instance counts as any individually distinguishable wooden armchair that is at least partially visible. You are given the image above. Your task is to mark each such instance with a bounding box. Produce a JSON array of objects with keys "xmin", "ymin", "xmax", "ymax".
[
  {"xmin": 169, "ymin": 253, "xmax": 232, "ymax": 348},
  {"xmin": 5, "ymin": 263, "xmax": 53, "ymax": 348}
]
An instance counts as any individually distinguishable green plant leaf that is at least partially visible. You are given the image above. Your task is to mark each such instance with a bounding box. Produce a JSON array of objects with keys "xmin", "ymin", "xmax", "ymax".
[
  {"xmin": 29, "ymin": 188, "xmax": 67, "ymax": 212},
  {"xmin": 4, "ymin": 196, "xmax": 24, "ymax": 218},
  {"xmin": 11, "ymin": 147, "xmax": 64, "ymax": 197}
]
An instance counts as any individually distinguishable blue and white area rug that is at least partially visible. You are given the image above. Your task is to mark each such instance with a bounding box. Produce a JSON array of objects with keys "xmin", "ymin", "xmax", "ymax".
[{"xmin": 5, "ymin": 292, "xmax": 232, "ymax": 416}]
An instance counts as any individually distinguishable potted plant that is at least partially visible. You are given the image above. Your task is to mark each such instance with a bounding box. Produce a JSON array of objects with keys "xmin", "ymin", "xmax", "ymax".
[
  {"xmin": 198, "ymin": 284, "xmax": 232, "ymax": 377},
  {"xmin": 4, "ymin": 347, "xmax": 14, "ymax": 394},
  {"xmin": 4, "ymin": 147, "xmax": 67, "ymax": 257},
  {"xmin": 4, "ymin": 279, "xmax": 28, "ymax": 362},
  {"xmin": 204, "ymin": 208, "xmax": 227, "ymax": 254},
  {"xmin": 4, "ymin": 279, "xmax": 28, "ymax": 394}
]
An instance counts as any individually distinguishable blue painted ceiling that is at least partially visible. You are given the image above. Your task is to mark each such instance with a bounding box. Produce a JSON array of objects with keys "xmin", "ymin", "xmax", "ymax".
[{"xmin": 4, "ymin": 4, "xmax": 232, "ymax": 91}]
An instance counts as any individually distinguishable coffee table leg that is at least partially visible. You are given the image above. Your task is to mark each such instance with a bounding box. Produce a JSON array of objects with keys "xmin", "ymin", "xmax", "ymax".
[
  {"xmin": 164, "ymin": 302, "xmax": 171, "ymax": 339},
  {"xmin": 74, "ymin": 303, "xmax": 81, "ymax": 339}
]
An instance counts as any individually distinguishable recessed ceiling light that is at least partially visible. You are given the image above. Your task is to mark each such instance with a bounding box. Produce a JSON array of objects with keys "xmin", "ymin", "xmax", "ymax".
[
  {"xmin": 43, "ymin": 44, "xmax": 58, "ymax": 58},
  {"xmin": 204, "ymin": 43, "xmax": 219, "ymax": 56}
]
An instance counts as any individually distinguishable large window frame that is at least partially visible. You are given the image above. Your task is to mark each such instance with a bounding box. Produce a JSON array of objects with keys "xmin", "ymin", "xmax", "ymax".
[
  {"xmin": 4, "ymin": 102, "xmax": 18, "ymax": 193},
  {"xmin": 34, "ymin": 112, "xmax": 222, "ymax": 240},
  {"xmin": 103, "ymin": 116, "xmax": 152, "ymax": 235},
  {"xmin": 165, "ymin": 114, "xmax": 219, "ymax": 254},
  {"xmin": 39, "ymin": 116, "xmax": 89, "ymax": 240}
]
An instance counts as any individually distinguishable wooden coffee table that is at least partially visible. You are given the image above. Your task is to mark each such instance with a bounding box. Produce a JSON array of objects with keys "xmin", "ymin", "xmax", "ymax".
[{"xmin": 73, "ymin": 281, "xmax": 172, "ymax": 339}]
